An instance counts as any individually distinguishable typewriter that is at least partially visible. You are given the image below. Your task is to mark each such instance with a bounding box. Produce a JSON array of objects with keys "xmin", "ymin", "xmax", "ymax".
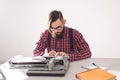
[{"xmin": 9, "ymin": 55, "xmax": 69, "ymax": 76}]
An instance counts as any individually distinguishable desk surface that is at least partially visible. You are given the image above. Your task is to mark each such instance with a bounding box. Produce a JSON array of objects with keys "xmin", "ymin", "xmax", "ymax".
[{"xmin": 0, "ymin": 58, "xmax": 120, "ymax": 80}]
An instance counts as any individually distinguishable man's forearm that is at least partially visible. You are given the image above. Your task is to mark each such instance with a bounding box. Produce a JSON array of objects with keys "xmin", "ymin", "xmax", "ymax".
[{"xmin": 68, "ymin": 50, "xmax": 91, "ymax": 62}]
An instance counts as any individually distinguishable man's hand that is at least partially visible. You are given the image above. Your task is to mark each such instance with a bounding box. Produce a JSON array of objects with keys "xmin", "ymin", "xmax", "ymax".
[
  {"xmin": 51, "ymin": 31, "xmax": 56, "ymax": 38},
  {"xmin": 56, "ymin": 52, "xmax": 69, "ymax": 59},
  {"xmin": 48, "ymin": 50, "xmax": 57, "ymax": 56},
  {"xmin": 48, "ymin": 50, "xmax": 69, "ymax": 59}
]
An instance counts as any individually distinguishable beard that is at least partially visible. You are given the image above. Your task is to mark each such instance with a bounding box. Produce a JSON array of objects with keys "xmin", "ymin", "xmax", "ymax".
[
  {"xmin": 56, "ymin": 30, "xmax": 64, "ymax": 39},
  {"xmin": 52, "ymin": 29, "xmax": 64, "ymax": 39}
]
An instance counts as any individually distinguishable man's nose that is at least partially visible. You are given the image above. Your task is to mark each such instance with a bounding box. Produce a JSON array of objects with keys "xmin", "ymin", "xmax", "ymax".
[{"xmin": 54, "ymin": 30, "xmax": 59, "ymax": 33}]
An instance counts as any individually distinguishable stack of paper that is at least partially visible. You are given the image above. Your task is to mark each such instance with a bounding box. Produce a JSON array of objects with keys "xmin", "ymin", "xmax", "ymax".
[{"xmin": 0, "ymin": 69, "xmax": 6, "ymax": 80}]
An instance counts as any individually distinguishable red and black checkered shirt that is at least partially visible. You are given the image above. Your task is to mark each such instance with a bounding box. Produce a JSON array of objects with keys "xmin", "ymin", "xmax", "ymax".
[{"xmin": 33, "ymin": 27, "xmax": 91, "ymax": 61}]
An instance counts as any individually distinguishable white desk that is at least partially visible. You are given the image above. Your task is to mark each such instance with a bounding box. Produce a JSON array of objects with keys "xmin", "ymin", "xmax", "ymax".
[{"xmin": 0, "ymin": 58, "xmax": 120, "ymax": 80}]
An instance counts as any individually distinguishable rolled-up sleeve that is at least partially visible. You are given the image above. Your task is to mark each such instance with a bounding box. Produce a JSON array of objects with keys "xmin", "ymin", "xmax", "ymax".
[
  {"xmin": 68, "ymin": 29, "xmax": 92, "ymax": 61},
  {"xmin": 33, "ymin": 30, "xmax": 48, "ymax": 56}
]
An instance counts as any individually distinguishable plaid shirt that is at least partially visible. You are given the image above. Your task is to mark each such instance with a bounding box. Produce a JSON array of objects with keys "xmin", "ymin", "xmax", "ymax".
[{"xmin": 33, "ymin": 27, "xmax": 91, "ymax": 61}]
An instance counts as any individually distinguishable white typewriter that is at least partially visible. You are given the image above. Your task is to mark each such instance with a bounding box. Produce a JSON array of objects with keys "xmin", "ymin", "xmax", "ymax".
[{"xmin": 9, "ymin": 55, "xmax": 69, "ymax": 76}]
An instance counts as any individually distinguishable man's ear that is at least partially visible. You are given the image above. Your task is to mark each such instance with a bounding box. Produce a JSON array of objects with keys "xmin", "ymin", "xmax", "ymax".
[{"xmin": 63, "ymin": 19, "xmax": 66, "ymax": 25}]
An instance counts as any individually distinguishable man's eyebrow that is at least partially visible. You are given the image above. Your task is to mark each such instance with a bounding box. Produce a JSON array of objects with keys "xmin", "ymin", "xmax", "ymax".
[
  {"xmin": 57, "ymin": 26, "xmax": 61, "ymax": 28},
  {"xmin": 51, "ymin": 25, "xmax": 61, "ymax": 29}
]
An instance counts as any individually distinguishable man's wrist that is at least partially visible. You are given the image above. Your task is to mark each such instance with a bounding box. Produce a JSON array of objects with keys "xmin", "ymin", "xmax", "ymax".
[{"xmin": 67, "ymin": 55, "xmax": 70, "ymax": 59}]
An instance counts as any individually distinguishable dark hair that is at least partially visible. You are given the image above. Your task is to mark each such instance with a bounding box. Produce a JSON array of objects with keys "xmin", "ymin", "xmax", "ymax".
[{"xmin": 48, "ymin": 10, "xmax": 64, "ymax": 32}]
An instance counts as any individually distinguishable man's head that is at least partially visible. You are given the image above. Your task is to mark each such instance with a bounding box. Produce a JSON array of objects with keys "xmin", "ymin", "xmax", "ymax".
[{"xmin": 48, "ymin": 10, "xmax": 66, "ymax": 38}]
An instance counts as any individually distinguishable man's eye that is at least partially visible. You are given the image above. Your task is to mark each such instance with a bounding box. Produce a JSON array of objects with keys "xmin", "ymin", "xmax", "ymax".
[
  {"xmin": 51, "ymin": 27, "xmax": 54, "ymax": 29},
  {"xmin": 56, "ymin": 26, "xmax": 61, "ymax": 29}
]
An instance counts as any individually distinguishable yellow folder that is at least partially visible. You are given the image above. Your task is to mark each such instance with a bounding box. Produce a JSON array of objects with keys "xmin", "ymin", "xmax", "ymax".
[{"xmin": 76, "ymin": 68, "xmax": 116, "ymax": 80}]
